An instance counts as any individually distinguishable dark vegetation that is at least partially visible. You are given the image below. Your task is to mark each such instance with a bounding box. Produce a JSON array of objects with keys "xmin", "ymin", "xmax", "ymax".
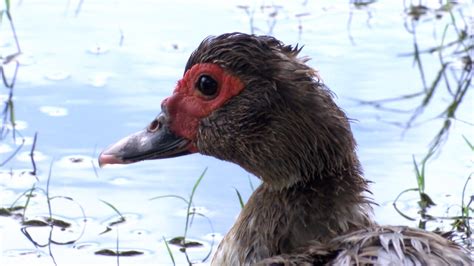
[{"xmin": 357, "ymin": 0, "xmax": 473, "ymax": 250}]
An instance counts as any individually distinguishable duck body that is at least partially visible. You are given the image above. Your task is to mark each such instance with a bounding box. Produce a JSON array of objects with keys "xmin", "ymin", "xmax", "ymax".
[{"xmin": 99, "ymin": 33, "xmax": 472, "ymax": 265}]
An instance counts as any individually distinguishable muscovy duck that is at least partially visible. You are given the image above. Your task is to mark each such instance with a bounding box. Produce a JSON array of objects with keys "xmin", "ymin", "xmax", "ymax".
[{"xmin": 99, "ymin": 33, "xmax": 471, "ymax": 265}]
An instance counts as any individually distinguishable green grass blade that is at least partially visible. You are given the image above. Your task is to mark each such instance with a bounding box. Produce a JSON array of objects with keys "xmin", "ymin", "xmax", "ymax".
[
  {"xmin": 184, "ymin": 168, "xmax": 207, "ymax": 237},
  {"xmin": 392, "ymin": 187, "xmax": 419, "ymax": 222},
  {"xmin": 22, "ymin": 183, "xmax": 36, "ymax": 222},
  {"xmin": 8, "ymin": 98, "xmax": 15, "ymax": 127},
  {"xmin": 247, "ymin": 175, "xmax": 255, "ymax": 191},
  {"xmin": 462, "ymin": 135, "xmax": 474, "ymax": 151},
  {"xmin": 412, "ymin": 155, "xmax": 424, "ymax": 193},
  {"xmin": 162, "ymin": 236, "xmax": 176, "ymax": 266},
  {"xmin": 100, "ymin": 199, "xmax": 124, "ymax": 220},
  {"xmin": 234, "ymin": 187, "xmax": 244, "ymax": 209},
  {"xmin": 149, "ymin": 195, "xmax": 189, "ymax": 205},
  {"xmin": 9, "ymin": 186, "xmax": 43, "ymax": 209}
]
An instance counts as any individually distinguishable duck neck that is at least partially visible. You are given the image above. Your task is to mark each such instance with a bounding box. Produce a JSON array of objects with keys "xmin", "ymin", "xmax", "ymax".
[
  {"xmin": 212, "ymin": 167, "xmax": 375, "ymax": 265},
  {"xmin": 255, "ymin": 165, "xmax": 375, "ymax": 237}
]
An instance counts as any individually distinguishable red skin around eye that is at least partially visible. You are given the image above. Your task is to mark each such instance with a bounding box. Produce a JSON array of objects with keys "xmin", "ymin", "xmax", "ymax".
[{"xmin": 162, "ymin": 63, "xmax": 244, "ymax": 151}]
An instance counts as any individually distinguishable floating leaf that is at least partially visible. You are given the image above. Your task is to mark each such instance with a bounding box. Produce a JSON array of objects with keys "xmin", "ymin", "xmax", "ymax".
[
  {"xmin": 168, "ymin": 236, "xmax": 203, "ymax": 248},
  {"xmin": 95, "ymin": 249, "xmax": 143, "ymax": 257},
  {"xmin": 22, "ymin": 219, "xmax": 48, "ymax": 227}
]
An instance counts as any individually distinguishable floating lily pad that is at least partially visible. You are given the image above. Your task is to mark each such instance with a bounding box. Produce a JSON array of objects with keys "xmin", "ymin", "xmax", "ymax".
[
  {"xmin": 0, "ymin": 206, "xmax": 24, "ymax": 216},
  {"xmin": 47, "ymin": 217, "xmax": 71, "ymax": 228},
  {"xmin": 22, "ymin": 219, "xmax": 48, "ymax": 227},
  {"xmin": 0, "ymin": 208, "xmax": 12, "ymax": 216},
  {"xmin": 168, "ymin": 236, "xmax": 204, "ymax": 248},
  {"xmin": 95, "ymin": 249, "xmax": 144, "ymax": 256},
  {"xmin": 21, "ymin": 217, "xmax": 71, "ymax": 228}
]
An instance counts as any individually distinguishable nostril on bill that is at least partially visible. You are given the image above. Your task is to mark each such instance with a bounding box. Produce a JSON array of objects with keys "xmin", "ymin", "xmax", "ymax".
[{"xmin": 147, "ymin": 118, "xmax": 162, "ymax": 132}]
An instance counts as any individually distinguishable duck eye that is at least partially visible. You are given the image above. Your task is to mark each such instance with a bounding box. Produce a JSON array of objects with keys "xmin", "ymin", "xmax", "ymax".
[{"xmin": 197, "ymin": 75, "xmax": 218, "ymax": 97}]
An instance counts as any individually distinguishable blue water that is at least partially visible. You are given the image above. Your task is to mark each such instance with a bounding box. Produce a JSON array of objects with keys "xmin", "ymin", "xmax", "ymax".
[{"xmin": 1, "ymin": 0, "xmax": 472, "ymax": 265}]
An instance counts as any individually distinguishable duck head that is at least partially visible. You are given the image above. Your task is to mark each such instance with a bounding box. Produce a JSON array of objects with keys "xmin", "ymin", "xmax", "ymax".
[{"xmin": 99, "ymin": 33, "xmax": 360, "ymax": 190}]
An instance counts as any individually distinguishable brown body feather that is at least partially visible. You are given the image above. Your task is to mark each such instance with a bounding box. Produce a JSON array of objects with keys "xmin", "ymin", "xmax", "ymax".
[{"xmin": 257, "ymin": 226, "xmax": 470, "ymax": 265}]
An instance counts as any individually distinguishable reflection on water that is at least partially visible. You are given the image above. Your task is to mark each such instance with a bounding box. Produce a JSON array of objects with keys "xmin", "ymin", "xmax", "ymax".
[{"xmin": 0, "ymin": 0, "xmax": 472, "ymax": 265}]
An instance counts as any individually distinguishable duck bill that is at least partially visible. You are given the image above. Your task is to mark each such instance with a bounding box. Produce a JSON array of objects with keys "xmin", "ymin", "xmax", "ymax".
[{"xmin": 98, "ymin": 113, "xmax": 191, "ymax": 167}]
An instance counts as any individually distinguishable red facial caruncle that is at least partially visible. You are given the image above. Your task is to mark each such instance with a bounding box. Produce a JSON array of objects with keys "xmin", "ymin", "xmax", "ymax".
[{"xmin": 162, "ymin": 63, "xmax": 244, "ymax": 151}]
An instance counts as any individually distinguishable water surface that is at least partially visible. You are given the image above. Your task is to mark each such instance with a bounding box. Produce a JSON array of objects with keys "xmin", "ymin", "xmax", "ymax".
[{"xmin": 0, "ymin": 0, "xmax": 472, "ymax": 265}]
